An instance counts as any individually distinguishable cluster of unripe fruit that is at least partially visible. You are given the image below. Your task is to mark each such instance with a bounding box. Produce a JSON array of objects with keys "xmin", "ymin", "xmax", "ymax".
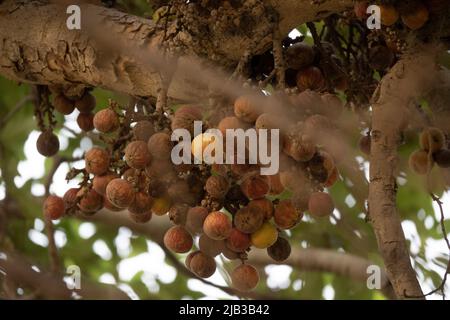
[
  {"xmin": 354, "ymin": 0, "xmax": 435, "ymax": 31},
  {"xmin": 36, "ymin": 88, "xmax": 97, "ymax": 157},
  {"xmin": 409, "ymin": 127, "xmax": 450, "ymax": 175}
]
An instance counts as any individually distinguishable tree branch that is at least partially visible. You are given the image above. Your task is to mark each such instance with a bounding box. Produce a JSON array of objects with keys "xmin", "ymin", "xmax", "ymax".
[
  {"xmin": 249, "ymin": 247, "xmax": 395, "ymax": 299},
  {"xmin": 0, "ymin": 0, "xmax": 352, "ymax": 102},
  {"xmin": 0, "ymin": 251, "xmax": 130, "ymax": 300},
  {"xmin": 368, "ymin": 45, "xmax": 443, "ymax": 299}
]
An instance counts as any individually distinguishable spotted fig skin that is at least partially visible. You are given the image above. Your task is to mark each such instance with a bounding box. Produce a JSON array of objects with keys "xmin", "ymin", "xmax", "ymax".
[
  {"xmin": 106, "ymin": 178, "xmax": 135, "ymax": 209},
  {"xmin": 163, "ymin": 226, "xmax": 193, "ymax": 253},
  {"xmin": 125, "ymin": 141, "xmax": 152, "ymax": 169},
  {"xmin": 231, "ymin": 264, "xmax": 259, "ymax": 292},
  {"xmin": 203, "ymin": 211, "xmax": 232, "ymax": 240},
  {"xmin": 85, "ymin": 147, "xmax": 110, "ymax": 175},
  {"xmin": 43, "ymin": 195, "xmax": 65, "ymax": 220}
]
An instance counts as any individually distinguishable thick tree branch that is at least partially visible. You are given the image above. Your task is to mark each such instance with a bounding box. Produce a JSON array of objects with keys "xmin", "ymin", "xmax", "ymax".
[
  {"xmin": 368, "ymin": 45, "xmax": 442, "ymax": 299},
  {"xmin": 0, "ymin": 0, "xmax": 352, "ymax": 101}
]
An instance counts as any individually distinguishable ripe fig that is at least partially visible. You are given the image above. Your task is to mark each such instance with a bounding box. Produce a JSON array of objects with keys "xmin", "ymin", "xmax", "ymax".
[
  {"xmin": 401, "ymin": 3, "xmax": 429, "ymax": 30},
  {"xmin": 267, "ymin": 237, "xmax": 291, "ymax": 262},
  {"xmin": 168, "ymin": 203, "xmax": 189, "ymax": 225},
  {"xmin": 129, "ymin": 192, "xmax": 153, "ymax": 214},
  {"xmin": 240, "ymin": 173, "xmax": 270, "ymax": 200},
  {"xmin": 147, "ymin": 132, "xmax": 172, "ymax": 160},
  {"xmin": 380, "ymin": 4, "xmax": 399, "ymax": 26},
  {"xmin": 189, "ymin": 251, "xmax": 216, "ymax": 278},
  {"xmin": 151, "ymin": 196, "xmax": 172, "ymax": 216},
  {"xmin": 43, "ymin": 195, "xmax": 64, "ymax": 220},
  {"xmin": 250, "ymin": 222, "xmax": 278, "ymax": 249},
  {"xmin": 106, "ymin": 178, "xmax": 135, "ymax": 209},
  {"xmin": 308, "ymin": 192, "xmax": 334, "ymax": 217},
  {"xmin": 92, "ymin": 173, "xmax": 118, "ymax": 196},
  {"xmin": 62, "ymin": 188, "xmax": 79, "ymax": 211},
  {"xmin": 77, "ymin": 188, "xmax": 103, "ymax": 214},
  {"xmin": 133, "ymin": 120, "xmax": 154, "ymax": 142},
  {"xmin": 285, "ymin": 42, "xmax": 315, "ymax": 70},
  {"xmin": 248, "ymin": 198, "xmax": 274, "ymax": 220},
  {"xmin": 36, "ymin": 130, "xmax": 60, "ymax": 157},
  {"xmin": 53, "ymin": 94, "xmax": 75, "ymax": 115},
  {"xmin": 163, "ymin": 226, "xmax": 193, "ymax": 253},
  {"xmin": 198, "ymin": 234, "xmax": 224, "ymax": 257},
  {"xmin": 93, "ymin": 109, "xmax": 119, "ymax": 133},
  {"xmin": 77, "ymin": 112, "xmax": 95, "ymax": 131},
  {"xmin": 234, "ymin": 205, "xmax": 264, "ymax": 234},
  {"xmin": 171, "ymin": 105, "xmax": 202, "ymax": 135},
  {"xmin": 205, "ymin": 175, "xmax": 229, "ymax": 199},
  {"xmin": 185, "ymin": 206, "xmax": 209, "ymax": 234},
  {"xmin": 234, "ymin": 95, "xmax": 261, "ymax": 123},
  {"xmin": 85, "ymin": 147, "xmax": 110, "ymax": 175},
  {"xmin": 231, "ymin": 264, "xmax": 259, "ymax": 292},
  {"xmin": 217, "ymin": 116, "xmax": 251, "ymax": 135},
  {"xmin": 226, "ymin": 228, "xmax": 250, "ymax": 253},
  {"xmin": 296, "ymin": 66, "xmax": 326, "ymax": 91},
  {"xmin": 369, "ymin": 45, "xmax": 395, "ymax": 71},
  {"xmin": 125, "ymin": 140, "xmax": 152, "ymax": 169},
  {"xmin": 75, "ymin": 92, "xmax": 96, "ymax": 113},
  {"xmin": 274, "ymin": 199, "xmax": 302, "ymax": 229},
  {"xmin": 203, "ymin": 211, "xmax": 232, "ymax": 240}
]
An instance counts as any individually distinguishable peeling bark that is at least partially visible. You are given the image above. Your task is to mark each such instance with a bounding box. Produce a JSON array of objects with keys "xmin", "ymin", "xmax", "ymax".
[{"xmin": 368, "ymin": 45, "xmax": 442, "ymax": 299}]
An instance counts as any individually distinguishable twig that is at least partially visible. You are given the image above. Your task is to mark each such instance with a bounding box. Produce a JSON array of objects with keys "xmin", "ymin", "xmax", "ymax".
[
  {"xmin": 0, "ymin": 250, "xmax": 129, "ymax": 299},
  {"xmin": 406, "ymin": 193, "xmax": 450, "ymax": 299},
  {"xmin": 0, "ymin": 95, "xmax": 32, "ymax": 127},
  {"xmin": 43, "ymin": 155, "xmax": 79, "ymax": 273},
  {"xmin": 271, "ymin": 23, "xmax": 286, "ymax": 90}
]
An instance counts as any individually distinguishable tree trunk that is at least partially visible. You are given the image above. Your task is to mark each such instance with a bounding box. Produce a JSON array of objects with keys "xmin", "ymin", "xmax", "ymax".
[{"xmin": 368, "ymin": 45, "xmax": 441, "ymax": 299}]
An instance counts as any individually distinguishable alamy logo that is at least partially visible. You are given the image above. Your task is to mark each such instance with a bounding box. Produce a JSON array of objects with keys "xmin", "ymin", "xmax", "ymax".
[
  {"xmin": 171, "ymin": 121, "xmax": 280, "ymax": 175},
  {"xmin": 66, "ymin": 5, "xmax": 81, "ymax": 30},
  {"xmin": 66, "ymin": 265, "xmax": 81, "ymax": 290},
  {"xmin": 366, "ymin": 265, "xmax": 382, "ymax": 290},
  {"xmin": 366, "ymin": 5, "xmax": 381, "ymax": 30}
]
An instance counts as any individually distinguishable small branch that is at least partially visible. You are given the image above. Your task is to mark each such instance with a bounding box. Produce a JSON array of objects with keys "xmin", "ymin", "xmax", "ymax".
[
  {"xmin": 43, "ymin": 155, "xmax": 79, "ymax": 273},
  {"xmin": 406, "ymin": 194, "xmax": 450, "ymax": 299},
  {"xmin": 272, "ymin": 23, "xmax": 286, "ymax": 90},
  {"xmin": 0, "ymin": 95, "xmax": 32, "ymax": 127},
  {"xmin": 0, "ymin": 251, "xmax": 129, "ymax": 300}
]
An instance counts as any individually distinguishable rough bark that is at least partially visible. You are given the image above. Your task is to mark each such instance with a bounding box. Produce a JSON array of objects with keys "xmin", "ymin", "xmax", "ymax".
[
  {"xmin": 368, "ymin": 45, "xmax": 442, "ymax": 299},
  {"xmin": 0, "ymin": 0, "xmax": 353, "ymax": 101}
]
